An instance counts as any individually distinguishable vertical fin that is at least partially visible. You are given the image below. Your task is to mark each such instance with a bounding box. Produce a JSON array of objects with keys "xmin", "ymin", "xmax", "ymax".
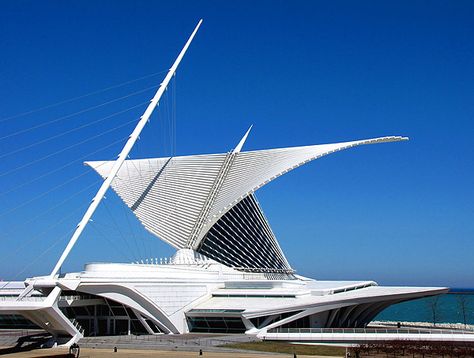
[{"xmin": 233, "ymin": 125, "xmax": 253, "ymax": 153}]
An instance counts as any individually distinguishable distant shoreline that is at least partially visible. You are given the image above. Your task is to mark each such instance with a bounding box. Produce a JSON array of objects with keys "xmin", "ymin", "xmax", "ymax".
[{"xmin": 448, "ymin": 288, "xmax": 474, "ymax": 294}]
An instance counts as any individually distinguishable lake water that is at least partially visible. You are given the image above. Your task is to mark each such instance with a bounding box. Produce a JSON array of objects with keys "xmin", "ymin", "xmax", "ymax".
[{"xmin": 375, "ymin": 290, "xmax": 474, "ymax": 325}]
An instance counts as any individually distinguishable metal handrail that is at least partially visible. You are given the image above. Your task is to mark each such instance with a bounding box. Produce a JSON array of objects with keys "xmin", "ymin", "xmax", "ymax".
[
  {"xmin": 59, "ymin": 295, "xmax": 98, "ymax": 301},
  {"xmin": 0, "ymin": 296, "xmax": 45, "ymax": 301},
  {"xmin": 267, "ymin": 327, "xmax": 474, "ymax": 335},
  {"xmin": 69, "ymin": 318, "xmax": 85, "ymax": 335}
]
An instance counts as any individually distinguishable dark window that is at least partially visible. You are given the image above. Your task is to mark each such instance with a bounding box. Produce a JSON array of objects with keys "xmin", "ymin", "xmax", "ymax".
[
  {"xmin": 187, "ymin": 316, "xmax": 246, "ymax": 333},
  {"xmin": 0, "ymin": 314, "xmax": 38, "ymax": 329}
]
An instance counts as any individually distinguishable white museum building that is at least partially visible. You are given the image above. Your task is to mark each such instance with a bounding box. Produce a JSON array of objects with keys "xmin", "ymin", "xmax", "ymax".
[{"xmin": 0, "ymin": 21, "xmax": 447, "ymax": 346}]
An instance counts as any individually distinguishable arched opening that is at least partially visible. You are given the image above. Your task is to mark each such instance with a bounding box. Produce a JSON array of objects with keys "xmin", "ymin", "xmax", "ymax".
[{"xmin": 59, "ymin": 290, "xmax": 161, "ymax": 336}]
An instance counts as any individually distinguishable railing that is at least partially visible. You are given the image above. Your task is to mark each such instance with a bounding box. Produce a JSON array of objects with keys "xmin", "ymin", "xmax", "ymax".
[
  {"xmin": 59, "ymin": 294, "xmax": 99, "ymax": 301},
  {"xmin": 132, "ymin": 257, "xmax": 210, "ymax": 265},
  {"xmin": 69, "ymin": 318, "xmax": 85, "ymax": 335},
  {"xmin": 0, "ymin": 295, "xmax": 46, "ymax": 302},
  {"xmin": 0, "ymin": 294, "xmax": 101, "ymax": 303},
  {"xmin": 267, "ymin": 327, "xmax": 474, "ymax": 335}
]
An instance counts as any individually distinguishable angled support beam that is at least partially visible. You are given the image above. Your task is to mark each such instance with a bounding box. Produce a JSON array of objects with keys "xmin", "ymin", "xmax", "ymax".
[{"xmin": 50, "ymin": 20, "xmax": 203, "ymax": 277}]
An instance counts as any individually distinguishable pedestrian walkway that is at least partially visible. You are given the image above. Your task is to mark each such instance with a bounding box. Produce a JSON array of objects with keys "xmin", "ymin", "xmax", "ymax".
[{"xmin": 0, "ymin": 346, "xmax": 344, "ymax": 358}]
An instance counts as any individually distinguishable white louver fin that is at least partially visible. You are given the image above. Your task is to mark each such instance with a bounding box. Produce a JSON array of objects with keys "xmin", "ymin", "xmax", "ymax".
[
  {"xmin": 197, "ymin": 193, "xmax": 293, "ymax": 275},
  {"xmin": 195, "ymin": 136, "xmax": 408, "ymax": 246},
  {"xmin": 86, "ymin": 135, "xmax": 407, "ymax": 251},
  {"xmin": 86, "ymin": 154, "xmax": 227, "ymax": 248}
]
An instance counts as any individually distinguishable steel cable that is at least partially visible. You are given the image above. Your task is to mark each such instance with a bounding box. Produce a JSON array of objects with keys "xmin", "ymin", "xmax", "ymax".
[
  {"xmin": 0, "ymin": 69, "xmax": 167, "ymax": 124},
  {"xmin": 0, "ymin": 84, "xmax": 159, "ymax": 141}
]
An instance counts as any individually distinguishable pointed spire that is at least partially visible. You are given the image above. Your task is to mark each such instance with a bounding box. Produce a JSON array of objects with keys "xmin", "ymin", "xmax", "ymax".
[{"xmin": 233, "ymin": 125, "xmax": 253, "ymax": 153}]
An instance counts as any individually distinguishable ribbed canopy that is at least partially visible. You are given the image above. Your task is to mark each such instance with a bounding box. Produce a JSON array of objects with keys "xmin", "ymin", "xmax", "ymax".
[{"xmin": 86, "ymin": 136, "xmax": 407, "ymax": 259}]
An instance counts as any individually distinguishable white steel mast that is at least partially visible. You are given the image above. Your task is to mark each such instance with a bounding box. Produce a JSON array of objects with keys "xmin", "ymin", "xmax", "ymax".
[{"xmin": 50, "ymin": 20, "xmax": 203, "ymax": 277}]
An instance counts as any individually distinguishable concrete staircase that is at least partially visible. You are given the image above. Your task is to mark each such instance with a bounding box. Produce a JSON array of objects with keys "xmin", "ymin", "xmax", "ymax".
[{"xmin": 78, "ymin": 334, "xmax": 260, "ymax": 353}]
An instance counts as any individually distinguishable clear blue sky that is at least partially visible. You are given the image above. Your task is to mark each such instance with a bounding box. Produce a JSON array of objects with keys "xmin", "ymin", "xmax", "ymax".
[{"xmin": 0, "ymin": 1, "xmax": 473, "ymax": 287}]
